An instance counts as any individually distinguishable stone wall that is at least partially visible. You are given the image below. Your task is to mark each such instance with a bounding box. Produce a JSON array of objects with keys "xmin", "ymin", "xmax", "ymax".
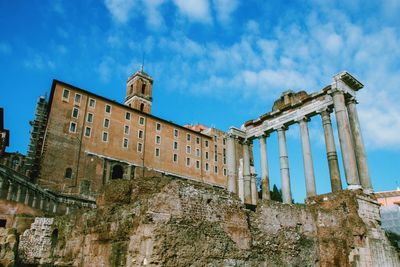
[{"xmin": 14, "ymin": 176, "xmax": 400, "ymax": 266}]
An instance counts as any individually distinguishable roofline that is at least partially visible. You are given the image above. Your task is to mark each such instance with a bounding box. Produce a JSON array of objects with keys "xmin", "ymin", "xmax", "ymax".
[{"xmin": 48, "ymin": 79, "xmax": 213, "ymax": 138}]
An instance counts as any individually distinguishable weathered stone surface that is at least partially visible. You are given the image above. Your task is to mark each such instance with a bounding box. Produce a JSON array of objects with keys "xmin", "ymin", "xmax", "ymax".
[
  {"xmin": 15, "ymin": 176, "xmax": 400, "ymax": 267},
  {"xmin": 0, "ymin": 228, "xmax": 17, "ymax": 267}
]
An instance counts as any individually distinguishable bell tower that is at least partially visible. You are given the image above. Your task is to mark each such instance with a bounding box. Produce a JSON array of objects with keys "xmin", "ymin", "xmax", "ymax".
[{"xmin": 125, "ymin": 67, "xmax": 153, "ymax": 114}]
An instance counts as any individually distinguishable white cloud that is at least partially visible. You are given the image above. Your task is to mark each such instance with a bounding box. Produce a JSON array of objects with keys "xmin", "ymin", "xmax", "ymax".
[
  {"xmin": 212, "ymin": 0, "xmax": 238, "ymax": 24},
  {"xmin": 143, "ymin": 0, "xmax": 167, "ymax": 30},
  {"xmin": 104, "ymin": 0, "xmax": 137, "ymax": 23},
  {"xmin": 23, "ymin": 55, "xmax": 55, "ymax": 70},
  {"xmin": 173, "ymin": 0, "xmax": 212, "ymax": 23}
]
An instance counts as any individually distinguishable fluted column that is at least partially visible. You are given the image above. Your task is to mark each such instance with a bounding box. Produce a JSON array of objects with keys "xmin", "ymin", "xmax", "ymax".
[
  {"xmin": 298, "ymin": 118, "xmax": 317, "ymax": 197},
  {"xmin": 226, "ymin": 135, "xmax": 237, "ymax": 193},
  {"xmin": 331, "ymin": 91, "xmax": 360, "ymax": 189},
  {"xmin": 242, "ymin": 141, "xmax": 252, "ymax": 204},
  {"xmin": 259, "ymin": 135, "xmax": 270, "ymax": 200},
  {"xmin": 277, "ymin": 126, "xmax": 292, "ymax": 204},
  {"xmin": 347, "ymin": 98, "xmax": 372, "ymax": 191}
]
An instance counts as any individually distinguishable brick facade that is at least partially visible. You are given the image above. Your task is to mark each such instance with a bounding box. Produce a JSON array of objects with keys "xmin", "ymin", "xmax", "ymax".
[{"xmin": 38, "ymin": 70, "xmax": 244, "ymax": 196}]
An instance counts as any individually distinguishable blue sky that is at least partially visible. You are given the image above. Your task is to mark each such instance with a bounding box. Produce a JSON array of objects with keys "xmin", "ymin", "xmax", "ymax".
[{"xmin": 1, "ymin": 0, "xmax": 400, "ymax": 202}]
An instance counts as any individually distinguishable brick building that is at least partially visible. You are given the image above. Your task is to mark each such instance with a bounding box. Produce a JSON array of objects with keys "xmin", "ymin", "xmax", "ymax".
[{"xmin": 36, "ymin": 69, "xmax": 246, "ymax": 197}]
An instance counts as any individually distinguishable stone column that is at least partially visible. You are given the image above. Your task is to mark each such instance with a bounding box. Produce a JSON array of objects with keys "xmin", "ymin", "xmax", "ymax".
[
  {"xmin": 16, "ymin": 185, "xmax": 22, "ymax": 202},
  {"xmin": 332, "ymin": 91, "xmax": 360, "ymax": 189},
  {"xmin": 52, "ymin": 201, "xmax": 58, "ymax": 214},
  {"xmin": 277, "ymin": 126, "xmax": 292, "ymax": 204},
  {"xmin": 0, "ymin": 177, "xmax": 4, "ymax": 198},
  {"xmin": 6, "ymin": 182, "xmax": 13, "ymax": 201},
  {"xmin": 259, "ymin": 135, "xmax": 270, "ymax": 200},
  {"xmin": 24, "ymin": 190, "xmax": 30, "ymax": 205},
  {"xmin": 320, "ymin": 109, "xmax": 342, "ymax": 192},
  {"xmin": 251, "ymin": 174, "xmax": 257, "ymax": 205},
  {"xmin": 242, "ymin": 141, "xmax": 252, "ymax": 204},
  {"xmin": 39, "ymin": 196, "xmax": 44, "ymax": 210},
  {"xmin": 32, "ymin": 193, "xmax": 37, "ymax": 209},
  {"xmin": 298, "ymin": 118, "xmax": 317, "ymax": 197},
  {"xmin": 347, "ymin": 98, "xmax": 372, "ymax": 191},
  {"xmin": 226, "ymin": 135, "xmax": 237, "ymax": 193}
]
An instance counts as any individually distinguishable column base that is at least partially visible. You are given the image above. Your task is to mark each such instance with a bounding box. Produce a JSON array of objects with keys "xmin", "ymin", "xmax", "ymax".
[
  {"xmin": 363, "ymin": 188, "xmax": 374, "ymax": 194},
  {"xmin": 347, "ymin": 184, "xmax": 362, "ymax": 190}
]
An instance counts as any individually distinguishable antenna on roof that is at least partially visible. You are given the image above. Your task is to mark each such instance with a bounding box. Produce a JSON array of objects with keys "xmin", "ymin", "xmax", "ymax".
[{"xmin": 141, "ymin": 52, "xmax": 145, "ymax": 72}]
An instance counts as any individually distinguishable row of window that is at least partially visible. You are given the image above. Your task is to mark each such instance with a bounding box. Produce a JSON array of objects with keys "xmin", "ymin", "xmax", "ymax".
[{"xmin": 68, "ymin": 102, "xmax": 228, "ymax": 150}]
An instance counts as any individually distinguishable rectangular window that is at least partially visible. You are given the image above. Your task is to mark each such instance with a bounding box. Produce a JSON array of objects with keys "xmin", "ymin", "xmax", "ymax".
[
  {"xmin": 74, "ymin": 93, "xmax": 81, "ymax": 104},
  {"xmin": 125, "ymin": 112, "xmax": 131, "ymax": 120},
  {"xmin": 196, "ymin": 137, "xmax": 200, "ymax": 144},
  {"xmin": 124, "ymin": 125, "xmax": 130, "ymax": 135},
  {"xmin": 104, "ymin": 118, "xmax": 110, "ymax": 128},
  {"xmin": 62, "ymin": 88, "xmax": 70, "ymax": 100},
  {"xmin": 137, "ymin": 142, "xmax": 143, "ymax": 152},
  {"xmin": 214, "ymin": 136, "xmax": 217, "ymax": 142},
  {"xmin": 196, "ymin": 160, "xmax": 200, "ymax": 169},
  {"xmin": 223, "ymin": 168, "xmax": 227, "ymax": 176},
  {"xmin": 214, "ymin": 153, "xmax": 218, "ymax": 162},
  {"xmin": 105, "ymin": 104, "xmax": 111, "ymax": 113},
  {"xmin": 102, "ymin": 131, "xmax": 108, "ymax": 142},
  {"xmin": 224, "ymin": 157, "xmax": 226, "ymax": 164},
  {"xmin": 223, "ymin": 138, "xmax": 226, "ymax": 145},
  {"xmin": 173, "ymin": 153, "xmax": 178, "ymax": 162},
  {"xmin": 139, "ymin": 116, "xmax": 145, "ymax": 125},
  {"xmin": 84, "ymin": 127, "xmax": 91, "ymax": 137},
  {"xmin": 196, "ymin": 148, "xmax": 200, "ymax": 157},
  {"xmin": 214, "ymin": 145, "xmax": 218, "ymax": 151},
  {"xmin": 205, "ymin": 162, "xmax": 209, "ymax": 171},
  {"xmin": 187, "ymin": 134, "xmax": 191, "ymax": 141},
  {"xmin": 138, "ymin": 130, "xmax": 144, "ymax": 139},
  {"xmin": 205, "ymin": 151, "xmax": 209, "ymax": 160},
  {"xmin": 155, "ymin": 148, "xmax": 160, "ymax": 157},
  {"xmin": 89, "ymin": 98, "xmax": 96, "ymax": 108},
  {"xmin": 69, "ymin": 122, "xmax": 77, "ymax": 133},
  {"xmin": 72, "ymin": 107, "xmax": 79, "ymax": 118},
  {"xmin": 155, "ymin": 135, "xmax": 161, "ymax": 144},
  {"xmin": 186, "ymin": 157, "xmax": 190, "ymax": 167},
  {"xmin": 87, "ymin": 112, "xmax": 93, "ymax": 123},
  {"xmin": 173, "ymin": 141, "xmax": 178, "ymax": 150},
  {"xmin": 156, "ymin": 122, "xmax": 161, "ymax": 131},
  {"xmin": 205, "ymin": 140, "xmax": 209, "ymax": 147},
  {"xmin": 214, "ymin": 166, "xmax": 218, "ymax": 174},
  {"xmin": 123, "ymin": 138, "xmax": 129, "ymax": 148},
  {"xmin": 186, "ymin": 145, "xmax": 191, "ymax": 154},
  {"xmin": 174, "ymin": 129, "xmax": 179, "ymax": 138}
]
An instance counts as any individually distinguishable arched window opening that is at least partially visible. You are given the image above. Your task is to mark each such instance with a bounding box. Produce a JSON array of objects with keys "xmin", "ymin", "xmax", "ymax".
[
  {"xmin": 140, "ymin": 103, "xmax": 144, "ymax": 112},
  {"xmin": 65, "ymin": 168, "xmax": 72, "ymax": 179},
  {"xmin": 129, "ymin": 84, "xmax": 133, "ymax": 94},
  {"xmin": 141, "ymin": 83, "xmax": 146, "ymax": 94},
  {"xmin": 111, "ymin": 164, "xmax": 123, "ymax": 180}
]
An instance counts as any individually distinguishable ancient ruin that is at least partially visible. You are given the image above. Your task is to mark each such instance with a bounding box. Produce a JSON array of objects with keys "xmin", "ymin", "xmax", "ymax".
[{"xmin": 0, "ymin": 71, "xmax": 399, "ymax": 266}]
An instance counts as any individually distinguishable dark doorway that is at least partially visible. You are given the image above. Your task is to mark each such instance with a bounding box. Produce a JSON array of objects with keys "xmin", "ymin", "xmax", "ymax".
[
  {"xmin": 0, "ymin": 219, "xmax": 6, "ymax": 227},
  {"xmin": 111, "ymin": 165, "xmax": 123, "ymax": 179}
]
